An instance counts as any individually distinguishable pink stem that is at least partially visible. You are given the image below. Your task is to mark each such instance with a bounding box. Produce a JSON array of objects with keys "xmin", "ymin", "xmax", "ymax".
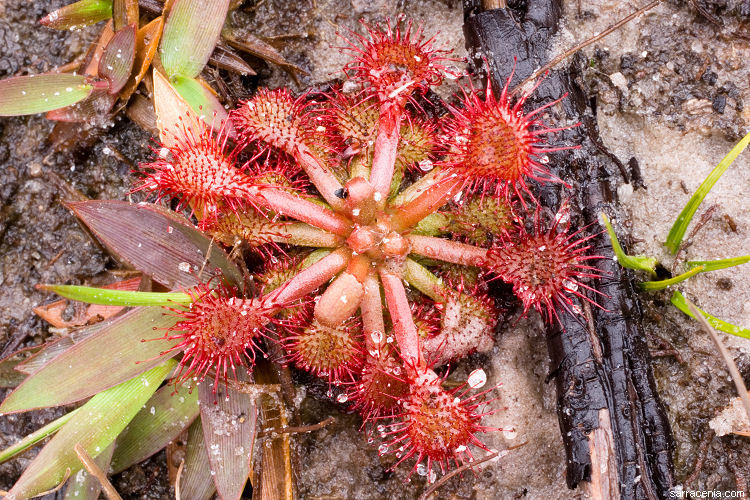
[
  {"xmin": 293, "ymin": 143, "xmax": 347, "ymax": 212},
  {"xmin": 369, "ymin": 103, "xmax": 403, "ymax": 207},
  {"xmin": 407, "ymin": 234, "xmax": 489, "ymax": 268},
  {"xmin": 360, "ymin": 270, "xmax": 386, "ymax": 352},
  {"xmin": 266, "ymin": 248, "xmax": 351, "ymax": 306},
  {"xmin": 390, "ymin": 174, "xmax": 464, "ymax": 232},
  {"xmin": 257, "ymin": 187, "xmax": 352, "ymax": 237},
  {"xmin": 379, "ymin": 268, "xmax": 424, "ymax": 373}
]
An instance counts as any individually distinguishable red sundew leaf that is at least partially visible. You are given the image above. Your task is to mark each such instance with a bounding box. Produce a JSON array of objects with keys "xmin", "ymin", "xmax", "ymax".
[
  {"xmin": 199, "ymin": 368, "xmax": 257, "ymax": 500},
  {"xmin": 160, "ymin": 0, "xmax": 230, "ymax": 79},
  {"xmin": 179, "ymin": 418, "xmax": 216, "ymax": 500},
  {"xmin": 67, "ymin": 200, "xmax": 243, "ymax": 290},
  {"xmin": 0, "ymin": 74, "xmax": 94, "ymax": 116},
  {"xmin": 0, "ymin": 307, "xmax": 179, "ymax": 414},
  {"xmin": 5, "ymin": 360, "xmax": 174, "ymax": 500},
  {"xmin": 98, "ymin": 23, "xmax": 136, "ymax": 95},
  {"xmin": 40, "ymin": 0, "xmax": 112, "ymax": 30},
  {"xmin": 110, "ymin": 382, "xmax": 199, "ymax": 473}
]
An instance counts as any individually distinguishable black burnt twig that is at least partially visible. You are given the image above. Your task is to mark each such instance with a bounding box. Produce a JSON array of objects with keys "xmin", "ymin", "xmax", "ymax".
[{"xmin": 464, "ymin": 1, "xmax": 675, "ymax": 498}]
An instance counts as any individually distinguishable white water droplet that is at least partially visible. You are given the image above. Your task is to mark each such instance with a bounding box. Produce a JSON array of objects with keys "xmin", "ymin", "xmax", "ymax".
[
  {"xmin": 336, "ymin": 393, "xmax": 348, "ymax": 403},
  {"xmin": 418, "ymin": 159, "xmax": 433, "ymax": 172},
  {"xmin": 467, "ymin": 369, "xmax": 487, "ymax": 389},
  {"xmin": 428, "ymin": 468, "xmax": 437, "ymax": 483},
  {"xmin": 378, "ymin": 444, "xmax": 389, "ymax": 454},
  {"xmin": 370, "ymin": 330, "xmax": 383, "ymax": 344},
  {"xmin": 416, "ymin": 463, "xmax": 427, "ymax": 476},
  {"xmin": 563, "ymin": 279, "xmax": 579, "ymax": 292},
  {"xmin": 178, "ymin": 262, "xmax": 191, "ymax": 273}
]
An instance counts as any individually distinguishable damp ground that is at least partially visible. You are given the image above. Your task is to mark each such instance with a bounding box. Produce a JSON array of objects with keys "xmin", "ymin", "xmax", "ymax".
[{"xmin": 0, "ymin": 0, "xmax": 749, "ymax": 498}]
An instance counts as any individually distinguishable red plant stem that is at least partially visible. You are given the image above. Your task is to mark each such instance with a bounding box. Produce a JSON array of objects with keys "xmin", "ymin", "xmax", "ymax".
[
  {"xmin": 360, "ymin": 270, "xmax": 386, "ymax": 351},
  {"xmin": 293, "ymin": 143, "xmax": 348, "ymax": 212},
  {"xmin": 257, "ymin": 187, "xmax": 352, "ymax": 237},
  {"xmin": 407, "ymin": 234, "xmax": 489, "ymax": 268},
  {"xmin": 390, "ymin": 174, "xmax": 464, "ymax": 232},
  {"xmin": 379, "ymin": 268, "xmax": 424, "ymax": 373},
  {"xmin": 369, "ymin": 103, "xmax": 403, "ymax": 207},
  {"xmin": 267, "ymin": 247, "xmax": 351, "ymax": 306}
]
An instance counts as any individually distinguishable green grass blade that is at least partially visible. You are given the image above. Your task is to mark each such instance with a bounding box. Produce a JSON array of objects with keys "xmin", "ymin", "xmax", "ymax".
[
  {"xmin": 640, "ymin": 266, "xmax": 705, "ymax": 291},
  {"xmin": 110, "ymin": 383, "xmax": 199, "ymax": 473},
  {"xmin": 0, "ymin": 408, "xmax": 79, "ymax": 465},
  {"xmin": 670, "ymin": 291, "xmax": 750, "ymax": 339},
  {"xmin": 40, "ymin": 0, "xmax": 112, "ymax": 30},
  {"xmin": 600, "ymin": 213, "xmax": 658, "ymax": 275},
  {"xmin": 686, "ymin": 255, "xmax": 750, "ymax": 272},
  {"xmin": 0, "ymin": 307, "xmax": 179, "ymax": 413},
  {"xmin": 665, "ymin": 132, "xmax": 750, "ymax": 253},
  {"xmin": 38, "ymin": 284, "xmax": 192, "ymax": 307},
  {"xmin": 0, "ymin": 74, "xmax": 94, "ymax": 116},
  {"xmin": 159, "ymin": 0, "xmax": 230, "ymax": 79},
  {"xmin": 6, "ymin": 360, "xmax": 175, "ymax": 499}
]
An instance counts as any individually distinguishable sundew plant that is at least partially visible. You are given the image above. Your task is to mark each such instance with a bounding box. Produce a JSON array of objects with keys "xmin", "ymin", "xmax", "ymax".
[{"xmin": 0, "ymin": 15, "xmax": 604, "ymax": 500}]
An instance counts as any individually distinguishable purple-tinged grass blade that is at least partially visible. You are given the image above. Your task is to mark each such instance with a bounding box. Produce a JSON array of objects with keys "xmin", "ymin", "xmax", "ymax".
[
  {"xmin": 199, "ymin": 368, "xmax": 257, "ymax": 500},
  {"xmin": 119, "ymin": 16, "xmax": 164, "ymax": 104},
  {"xmin": 4, "ymin": 360, "xmax": 174, "ymax": 500},
  {"xmin": 40, "ymin": 0, "xmax": 112, "ymax": 30},
  {"xmin": 14, "ymin": 318, "xmax": 112, "ymax": 376},
  {"xmin": 160, "ymin": 0, "xmax": 230, "ymax": 79},
  {"xmin": 45, "ymin": 88, "xmax": 116, "ymax": 123},
  {"xmin": 67, "ymin": 200, "xmax": 243, "ymax": 290},
  {"xmin": 63, "ymin": 442, "xmax": 114, "ymax": 500},
  {"xmin": 0, "ymin": 307, "xmax": 179, "ymax": 414},
  {"xmin": 0, "ymin": 346, "xmax": 39, "ymax": 387},
  {"xmin": 180, "ymin": 418, "xmax": 216, "ymax": 500},
  {"xmin": 99, "ymin": 23, "xmax": 136, "ymax": 95},
  {"xmin": 0, "ymin": 74, "xmax": 94, "ymax": 116},
  {"xmin": 110, "ymin": 383, "xmax": 199, "ymax": 473}
]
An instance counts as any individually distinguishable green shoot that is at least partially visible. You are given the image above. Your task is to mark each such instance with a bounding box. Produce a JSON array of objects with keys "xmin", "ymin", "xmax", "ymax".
[
  {"xmin": 686, "ymin": 255, "xmax": 750, "ymax": 272},
  {"xmin": 0, "ymin": 409, "xmax": 79, "ymax": 465},
  {"xmin": 665, "ymin": 131, "xmax": 750, "ymax": 253},
  {"xmin": 640, "ymin": 266, "xmax": 705, "ymax": 291},
  {"xmin": 600, "ymin": 213, "xmax": 658, "ymax": 275},
  {"xmin": 37, "ymin": 284, "xmax": 192, "ymax": 307},
  {"xmin": 671, "ymin": 291, "xmax": 750, "ymax": 340}
]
